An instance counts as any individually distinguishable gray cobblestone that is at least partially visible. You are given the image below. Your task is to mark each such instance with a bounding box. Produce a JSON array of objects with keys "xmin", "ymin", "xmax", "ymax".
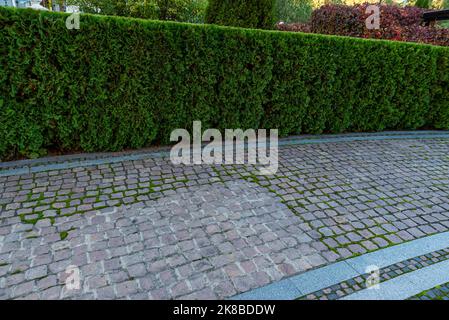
[
  {"xmin": 1, "ymin": 138, "xmax": 449, "ymax": 299},
  {"xmin": 25, "ymin": 266, "xmax": 48, "ymax": 280}
]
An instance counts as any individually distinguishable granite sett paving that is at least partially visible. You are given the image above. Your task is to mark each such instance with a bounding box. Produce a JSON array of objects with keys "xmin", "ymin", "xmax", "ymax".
[{"xmin": 1, "ymin": 134, "xmax": 449, "ymax": 299}]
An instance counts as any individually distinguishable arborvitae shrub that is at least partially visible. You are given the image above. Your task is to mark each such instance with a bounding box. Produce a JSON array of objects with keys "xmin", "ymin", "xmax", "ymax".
[
  {"xmin": 205, "ymin": 0, "xmax": 276, "ymax": 29},
  {"xmin": 1, "ymin": 7, "xmax": 448, "ymax": 160}
]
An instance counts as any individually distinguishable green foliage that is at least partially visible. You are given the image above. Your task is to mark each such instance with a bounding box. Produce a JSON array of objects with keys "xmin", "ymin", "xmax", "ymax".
[
  {"xmin": 205, "ymin": 0, "xmax": 276, "ymax": 29},
  {"xmin": 66, "ymin": 0, "xmax": 208, "ymax": 23},
  {"xmin": 428, "ymin": 51, "xmax": 449, "ymax": 129},
  {"xmin": 155, "ymin": 0, "xmax": 208, "ymax": 22},
  {"xmin": 1, "ymin": 7, "xmax": 448, "ymax": 160},
  {"xmin": 175, "ymin": 0, "xmax": 208, "ymax": 23},
  {"xmin": 126, "ymin": 0, "xmax": 160, "ymax": 19},
  {"xmin": 275, "ymin": 0, "xmax": 313, "ymax": 23},
  {"xmin": 415, "ymin": 0, "xmax": 432, "ymax": 8}
]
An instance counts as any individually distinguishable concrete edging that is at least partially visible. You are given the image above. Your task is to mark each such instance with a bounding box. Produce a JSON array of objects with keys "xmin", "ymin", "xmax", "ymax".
[
  {"xmin": 231, "ymin": 231, "xmax": 449, "ymax": 300},
  {"xmin": 1, "ymin": 131, "xmax": 449, "ymax": 177}
]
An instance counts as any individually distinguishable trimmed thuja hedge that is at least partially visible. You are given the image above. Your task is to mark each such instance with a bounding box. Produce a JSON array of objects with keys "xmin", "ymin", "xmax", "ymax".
[
  {"xmin": 205, "ymin": 0, "xmax": 276, "ymax": 29},
  {"xmin": 1, "ymin": 7, "xmax": 449, "ymax": 160}
]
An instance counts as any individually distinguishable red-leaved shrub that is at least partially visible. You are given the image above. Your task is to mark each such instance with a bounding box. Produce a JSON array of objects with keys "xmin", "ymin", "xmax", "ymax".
[
  {"xmin": 277, "ymin": 3, "xmax": 449, "ymax": 47},
  {"xmin": 399, "ymin": 25, "xmax": 449, "ymax": 46},
  {"xmin": 310, "ymin": 4, "xmax": 364, "ymax": 37},
  {"xmin": 311, "ymin": 4, "xmax": 426, "ymax": 36}
]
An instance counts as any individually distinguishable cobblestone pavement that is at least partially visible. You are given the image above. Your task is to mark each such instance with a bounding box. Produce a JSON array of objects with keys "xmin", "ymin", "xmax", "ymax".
[
  {"xmin": 409, "ymin": 282, "xmax": 449, "ymax": 300},
  {"xmin": 1, "ymin": 136, "xmax": 449, "ymax": 299}
]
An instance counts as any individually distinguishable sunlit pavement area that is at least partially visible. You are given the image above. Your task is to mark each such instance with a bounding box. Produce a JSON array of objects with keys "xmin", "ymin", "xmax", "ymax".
[{"xmin": 1, "ymin": 131, "xmax": 449, "ymax": 300}]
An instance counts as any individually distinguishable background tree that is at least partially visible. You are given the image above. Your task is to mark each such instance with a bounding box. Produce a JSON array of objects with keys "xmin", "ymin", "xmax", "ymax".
[
  {"xmin": 275, "ymin": 0, "xmax": 313, "ymax": 23},
  {"xmin": 414, "ymin": 0, "xmax": 432, "ymax": 8},
  {"xmin": 66, "ymin": 0, "xmax": 207, "ymax": 22}
]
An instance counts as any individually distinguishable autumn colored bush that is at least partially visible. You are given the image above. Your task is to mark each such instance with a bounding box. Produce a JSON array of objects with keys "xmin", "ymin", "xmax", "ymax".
[
  {"xmin": 399, "ymin": 25, "xmax": 449, "ymax": 46},
  {"xmin": 311, "ymin": 4, "xmax": 426, "ymax": 37},
  {"xmin": 278, "ymin": 4, "xmax": 449, "ymax": 47}
]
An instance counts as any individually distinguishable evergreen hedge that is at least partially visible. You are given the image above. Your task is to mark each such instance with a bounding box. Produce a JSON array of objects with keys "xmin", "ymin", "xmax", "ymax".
[
  {"xmin": 205, "ymin": 0, "xmax": 276, "ymax": 29},
  {"xmin": 1, "ymin": 7, "xmax": 448, "ymax": 160}
]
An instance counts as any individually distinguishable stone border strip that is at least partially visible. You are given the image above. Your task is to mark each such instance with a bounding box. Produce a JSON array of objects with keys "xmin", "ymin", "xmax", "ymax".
[
  {"xmin": 1, "ymin": 130, "xmax": 449, "ymax": 177},
  {"xmin": 341, "ymin": 259, "xmax": 449, "ymax": 300},
  {"xmin": 1, "ymin": 130, "xmax": 447, "ymax": 168},
  {"xmin": 299, "ymin": 247, "xmax": 449, "ymax": 300},
  {"xmin": 408, "ymin": 282, "xmax": 449, "ymax": 300},
  {"xmin": 231, "ymin": 231, "xmax": 449, "ymax": 300}
]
